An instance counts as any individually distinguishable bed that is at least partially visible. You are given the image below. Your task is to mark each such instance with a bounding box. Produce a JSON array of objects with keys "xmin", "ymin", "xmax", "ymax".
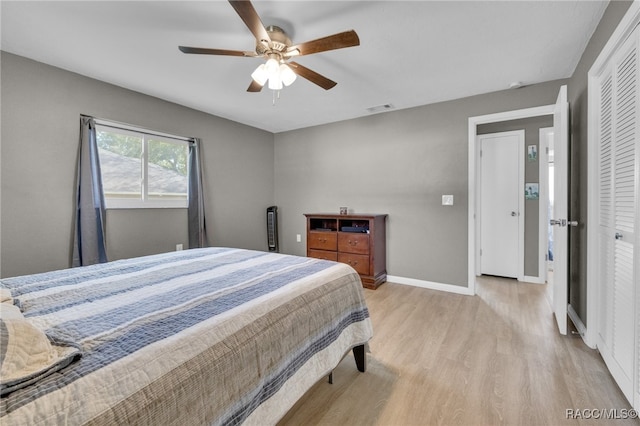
[{"xmin": 0, "ymin": 247, "xmax": 373, "ymax": 425}]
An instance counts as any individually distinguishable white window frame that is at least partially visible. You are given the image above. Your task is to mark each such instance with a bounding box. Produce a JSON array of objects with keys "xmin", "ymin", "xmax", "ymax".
[{"xmin": 95, "ymin": 121, "xmax": 191, "ymax": 209}]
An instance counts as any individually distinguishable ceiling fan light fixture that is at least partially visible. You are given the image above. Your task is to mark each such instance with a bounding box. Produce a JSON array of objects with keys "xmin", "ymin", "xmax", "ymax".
[
  {"xmin": 268, "ymin": 74, "xmax": 283, "ymax": 90},
  {"xmin": 251, "ymin": 64, "xmax": 268, "ymax": 86},
  {"xmin": 264, "ymin": 58, "xmax": 280, "ymax": 76},
  {"xmin": 253, "ymin": 59, "xmax": 294, "ymax": 92},
  {"xmin": 280, "ymin": 64, "xmax": 297, "ymax": 86}
]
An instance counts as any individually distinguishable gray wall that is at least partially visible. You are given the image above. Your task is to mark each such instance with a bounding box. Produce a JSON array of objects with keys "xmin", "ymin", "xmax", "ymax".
[
  {"xmin": 478, "ymin": 115, "xmax": 554, "ymax": 278},
  {"xmin": 274, "ymin": 81, "xmax": 565, "ymax": 287},
  {"xmin": 106, "ymin": 209, "xmax": 188, "ymax": 261},
  {"xmin": 1, "ymin": 0, "xmax": 630, "ymax": 310},
  {"xmin": 1, "ymin": 52, "xmax": 274, "ymax": 278},
  {"xmin": 567, "ymin": 0, "xmax": 633, "ymax": 325},
  {"xmin": 272, "ymin": 0, "xmax": 631, "ymax": 296}
]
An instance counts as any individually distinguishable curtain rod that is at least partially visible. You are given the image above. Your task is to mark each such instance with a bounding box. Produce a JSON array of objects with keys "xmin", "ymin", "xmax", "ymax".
[{"xmin": 82, "ymin": 115, "xmax": 195, "ymax": 143}]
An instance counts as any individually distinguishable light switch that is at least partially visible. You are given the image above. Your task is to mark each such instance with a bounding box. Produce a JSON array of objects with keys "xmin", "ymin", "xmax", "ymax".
[
  {"xmin": 442, "ymin": 195, "xmax": 454, "ymax": 206},
  {"xmin": 296, "ymin": 234, "xmax": 302, "ymax": 243}
]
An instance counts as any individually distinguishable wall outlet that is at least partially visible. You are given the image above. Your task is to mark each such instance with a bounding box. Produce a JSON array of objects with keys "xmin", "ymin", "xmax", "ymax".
[
  {"xmin": 296, "ymin": 234, "xmax": 302, "ymax": 243},
  {"xmin": 176, "ymin": 243, "xmax": 183, "ymax": 251},
  {"xmin": 442, "ymin": 195, "xmax": 454, "ymax": 206}
]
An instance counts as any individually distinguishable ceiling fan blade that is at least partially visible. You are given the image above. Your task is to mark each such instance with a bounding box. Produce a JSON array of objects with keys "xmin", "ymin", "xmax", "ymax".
[
  {"xmin": 179, "ymin": 46, "xmax": 257, "ymax": 57},
  {"xmin": 288, "ymin": 62, "xmax": 337, "ymax": 90},
  {"xmin": 247, "ymin": 80, "xmax": 264, "ymax": 92},
  {"xmin": 228, "ymin": 0, "xmax": 271, "ymax": 44},
  {"xmin": 286, "ymin": 30, "xmax": 360, "ymax": 57}
]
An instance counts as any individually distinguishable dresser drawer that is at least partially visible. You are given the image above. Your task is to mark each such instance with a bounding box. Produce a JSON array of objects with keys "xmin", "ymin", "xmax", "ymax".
[
  {"xmin": 338, "ymin": 233, "xmax": 370, "ymax": 255},
  {"xmin": 308, "ymin": 249, "xmax": 338, "ymax": 261},
  {"xmin": 308, "ymin": 231, "xmax": 338, "ymax": 251},
  {"xmin": 338, "ymin": 253, "xmax": 369, "ymax": 275}
]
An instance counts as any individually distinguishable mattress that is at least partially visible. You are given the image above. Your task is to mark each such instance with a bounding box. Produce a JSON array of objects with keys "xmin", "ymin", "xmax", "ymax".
[{"xmin": 0, "ymin": 247, "xmax": 373, "ymax": 425}]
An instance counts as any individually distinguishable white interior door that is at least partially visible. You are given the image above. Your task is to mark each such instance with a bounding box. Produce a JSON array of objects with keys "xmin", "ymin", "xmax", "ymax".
[
  {"xmin": 480, "ymin": 131, "xmax": 524, "ymax": 279},
  {"xmin": 550, "ymin": 85, "xmax": 569, "ymax": 335}
]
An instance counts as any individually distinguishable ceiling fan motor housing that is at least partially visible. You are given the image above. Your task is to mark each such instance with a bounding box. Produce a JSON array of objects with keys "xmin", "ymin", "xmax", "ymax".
[{"xmin": 256, "ymin": 25, "xmax": 291, "ymax": 56}]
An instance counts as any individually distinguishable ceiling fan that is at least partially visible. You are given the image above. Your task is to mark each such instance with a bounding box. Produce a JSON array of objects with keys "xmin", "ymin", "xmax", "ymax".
[{"xmin": 178, "ymin": 0, "xmax": 360, "ymax": 92}]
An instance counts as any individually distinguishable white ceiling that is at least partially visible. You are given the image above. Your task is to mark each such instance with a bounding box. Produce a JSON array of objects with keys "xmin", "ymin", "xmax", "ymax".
[{"xmin": 1, "ymin": 1, "xmax": 607, "ymax": 133}]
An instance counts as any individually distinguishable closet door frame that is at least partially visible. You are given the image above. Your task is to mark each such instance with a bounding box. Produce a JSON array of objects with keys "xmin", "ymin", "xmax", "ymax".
[{"xmin": 588, "ymin": 1, "xmax": 640, "ymax": 408}]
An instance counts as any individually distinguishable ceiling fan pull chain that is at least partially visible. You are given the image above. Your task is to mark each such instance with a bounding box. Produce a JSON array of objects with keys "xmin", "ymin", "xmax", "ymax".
[{"xmin": 272, "ymin": 90, "xmax": 282, "ymax": 106}]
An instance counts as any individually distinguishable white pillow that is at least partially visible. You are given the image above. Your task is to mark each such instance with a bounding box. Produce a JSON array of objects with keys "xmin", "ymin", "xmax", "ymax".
[
  {"xmin": 0, "ymin": 287, "xmax": 13, "ymax": 304},
  {"xmin": 0, "ymin": 304, "xmax": 81, "ymax": 396},
  {"xmin": 0, "ymin": 303, "xmax": 23, "ymax": 319}
]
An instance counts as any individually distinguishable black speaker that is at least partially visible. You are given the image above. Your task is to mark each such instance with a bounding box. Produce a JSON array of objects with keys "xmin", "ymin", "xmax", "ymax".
[{"xmin": 267, "ymin": 206, "xmax": 279, "ymax": 252}]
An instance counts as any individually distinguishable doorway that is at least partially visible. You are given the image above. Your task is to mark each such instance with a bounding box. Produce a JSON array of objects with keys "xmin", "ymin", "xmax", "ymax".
[
  {"xmin": 475, "ymin": 115, "xmax": 554, "ymax": 285},
  {"xmin": 468, "ymin": 104, "xmax": 555, "ymax": 296},
  {"xmin": 468, "ymin": 85, "xmax": 569, "ymax": 336}
]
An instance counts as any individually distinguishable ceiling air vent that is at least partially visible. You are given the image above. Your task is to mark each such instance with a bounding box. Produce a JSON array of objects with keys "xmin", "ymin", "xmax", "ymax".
[{"xmin": 366, "ymin": 104, "xmax": 395, "ymax": 114}]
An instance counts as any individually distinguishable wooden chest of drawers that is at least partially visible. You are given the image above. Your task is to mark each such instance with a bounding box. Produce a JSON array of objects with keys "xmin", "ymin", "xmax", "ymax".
[{"xmin": 305, "ymin": 213, "xmax": 387, "ymax": 289}]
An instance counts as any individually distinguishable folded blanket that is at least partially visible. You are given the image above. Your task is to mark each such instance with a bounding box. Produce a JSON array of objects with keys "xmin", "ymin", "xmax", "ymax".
[{"xmin": 0, "ymin": 304, "xmax": 81, "ymax": 396}]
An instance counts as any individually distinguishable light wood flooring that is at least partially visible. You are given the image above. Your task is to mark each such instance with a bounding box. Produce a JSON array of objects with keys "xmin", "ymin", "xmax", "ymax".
[{"xmin": 279, "ymin": 276, "xmax": 638, "ymax": 425}]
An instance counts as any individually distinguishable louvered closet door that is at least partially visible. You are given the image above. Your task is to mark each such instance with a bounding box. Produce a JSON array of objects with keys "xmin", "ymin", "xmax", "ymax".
[
  {"xmin": 598, "ymin": 69, "xmax": 615, "ymax": 355},
  {"xmin": 597, "ymin": 27, "xmax": 638, "ymax": 404}
]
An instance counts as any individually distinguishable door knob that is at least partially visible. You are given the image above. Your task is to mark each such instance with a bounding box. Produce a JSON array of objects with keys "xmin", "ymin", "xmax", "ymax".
[
  {"xmin": 615, "ymin": 232, "xmax": 623, "ymax": 240},
  {"xmin": 511, "ymin": 211, "xmax": 517, "ymax": 217}
]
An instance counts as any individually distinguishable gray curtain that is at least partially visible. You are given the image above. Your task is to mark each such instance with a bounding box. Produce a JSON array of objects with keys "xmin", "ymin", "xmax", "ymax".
[
  {"xmin": 72, "ymin": 116, "xmax": 108, "ymax": 266},
  {"xmin": 188, "ymin": 138, "xmax": 207, "ymax": 248}
]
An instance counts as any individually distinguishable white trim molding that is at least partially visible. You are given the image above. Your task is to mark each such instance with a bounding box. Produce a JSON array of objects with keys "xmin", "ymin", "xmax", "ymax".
[
  {"xmin": 386, "ymin": 275, "xmax": 474, "ymax": 296},
  {"xmin": 523, "ymin": 275, "xmax": 545, "ymax": 285}
]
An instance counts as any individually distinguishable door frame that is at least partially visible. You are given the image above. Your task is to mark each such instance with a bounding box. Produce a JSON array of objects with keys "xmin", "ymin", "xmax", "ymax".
[
  {"xmin": 468, "ymin": 105, "xmax": 555, "ymax": 295},
  {"xmin": 477, "ymin": 130, "xmax": 525, "ymax": 280}
]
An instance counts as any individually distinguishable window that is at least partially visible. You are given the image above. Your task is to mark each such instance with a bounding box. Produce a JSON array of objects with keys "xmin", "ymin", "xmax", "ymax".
[{"xmin": 96, "ymin": 122, "xmax": 190, "ymax": 208}]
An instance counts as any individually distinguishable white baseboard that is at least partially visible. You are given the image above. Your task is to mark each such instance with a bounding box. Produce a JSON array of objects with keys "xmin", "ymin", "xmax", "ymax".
[
  {"xmin": 523, "ymin": 275, "xmax": 545, "ymax": 284},
  {"xmin": 568, "ymin": 304, "xmax": 594, "ymax": 348},
  {"xmin": 386, "ymin": 275, "xmax": 474, "ymax": 296}
]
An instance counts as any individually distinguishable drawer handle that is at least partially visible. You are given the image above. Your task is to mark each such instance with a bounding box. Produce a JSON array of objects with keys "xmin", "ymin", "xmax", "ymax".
[
  {"xmin": 318, "ymin": 238, "xmax": 327, "ymax": 243},
  {"xmin": 349, "ymin": 260, "xmax": 358, "ymax": 266},
  {"xmin": 348, "ymin": 240, "xmax": 358, "ymax": 245}
]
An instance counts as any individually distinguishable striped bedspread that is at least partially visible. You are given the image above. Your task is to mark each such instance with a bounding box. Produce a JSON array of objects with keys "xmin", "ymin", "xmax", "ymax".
[{"xmin": 0, "ymin": 247, "xmax": 373, "ymax": 425}]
